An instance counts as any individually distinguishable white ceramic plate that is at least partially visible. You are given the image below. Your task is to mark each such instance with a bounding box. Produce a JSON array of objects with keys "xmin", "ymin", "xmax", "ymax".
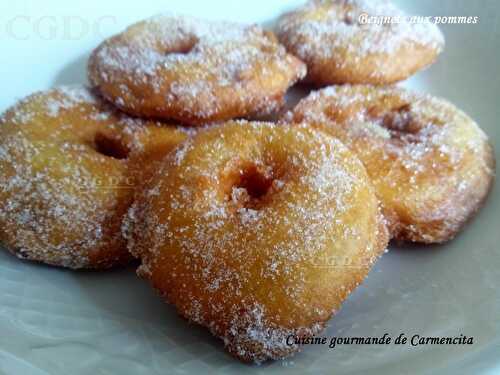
[{"xmin": 0, "ymin": 1, "xmax": 499, "ymax": 374}]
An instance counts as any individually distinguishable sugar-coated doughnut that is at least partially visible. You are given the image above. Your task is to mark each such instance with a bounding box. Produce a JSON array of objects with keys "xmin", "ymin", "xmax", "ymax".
[
  {"xmin": 88, "ymin": 14, "xmax": 306, "ymax": 125},
  {"xmin": 0, "ymin": 86, "xmax": 190, "ymax": 269},
  {"xmin": 276, "ymin": 0, "xmax": 444, "ymax": 85},
  {"xmin": 123, "ymin": 121, "xmax": 388, "ymax": 362},
  {"xmin": 285, "ymin": 85, "xmax": 495, "ymax": 243}
]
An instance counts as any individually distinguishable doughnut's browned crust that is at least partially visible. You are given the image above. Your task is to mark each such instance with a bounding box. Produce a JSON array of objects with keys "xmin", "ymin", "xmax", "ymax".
[
  {"xmin": 0, "ymin": 86, "xmax": 190, "ymax": 269},
  {"xmin": 276, "ymin": 0, "xmax": 444, "ymax": 85},
  {"xmin": 285, "ymin": 85, "xmax": 495, "ymax": 243},
  {"xmin": 124, "ymin": 121, "xmax": 388, "ymax": 362},
  {"xmin": 88, "ymin": 14, "xmax": 306, "ymax": 125}
]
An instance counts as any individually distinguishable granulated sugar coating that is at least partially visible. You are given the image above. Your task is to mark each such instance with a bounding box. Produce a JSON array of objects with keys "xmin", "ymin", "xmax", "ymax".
[
  {"xmin": 285, "ymin": 85, "xmax": 495, "ymax": 243},
  {"xmin": 276, "ymin": 0, "xmax": 444, "ymax": 85},
  {"xmin": 0, "ymin": 86, "xmax": 190, "ymax": 269},
  {"xmin": 124, "ymin": 121, "xmax": 388, "ymax": 362},
  {"xmin": 88, "ymin": 14, "xmax": 307, "ymax": 125}
]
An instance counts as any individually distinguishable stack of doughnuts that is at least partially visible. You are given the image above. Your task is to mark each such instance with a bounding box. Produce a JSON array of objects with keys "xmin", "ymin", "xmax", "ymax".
[{"xmin": 0, "ymin": 0, "xmax": 495, "ymax": 364}]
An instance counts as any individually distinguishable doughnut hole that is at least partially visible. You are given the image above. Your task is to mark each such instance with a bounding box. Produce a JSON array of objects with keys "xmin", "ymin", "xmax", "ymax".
[
  {"xmin": 93, "ymin": 132, "xmax": 130, "ymax": 160},
  {"xmin": 342, "ymin": 13, "xmax": 355, "ymax": 25},
  {"xmin": 228, "ymin": 164, "xmax": 273, "ymax": 210},
  {"xmin": 161, "ymin": 36, "xmax": 198, "ymax": 55},
  {"xmin": 225, "ymin": 160, "xmax": 287, "ymax": 210},
  {"xmin": 237, "ymin": 164, "xmax": 272, "ymax": 201},
  {"xmin": 367, "ymin": 103, "xmax": 422, "ymax": 142}
]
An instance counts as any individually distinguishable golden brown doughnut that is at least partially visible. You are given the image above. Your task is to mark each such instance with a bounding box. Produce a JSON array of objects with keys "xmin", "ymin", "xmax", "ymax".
[
  {"xmin": 0, "ymin": 86, "xmax": 190, "ymax": 269},
  {"xmin": 285, "ymin": 85, "xmax": 495, "ymax": 243},
  {"xmin": 276, "ymin": 0, "xmax": 444, "ymax": 85},
  {"xmin": 124, "ymin": 120, "xmax": 388, "ymax": 362},
  {"xmin": 88, "ymin": 14, "xmax": 306, "ymax": 125}
]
